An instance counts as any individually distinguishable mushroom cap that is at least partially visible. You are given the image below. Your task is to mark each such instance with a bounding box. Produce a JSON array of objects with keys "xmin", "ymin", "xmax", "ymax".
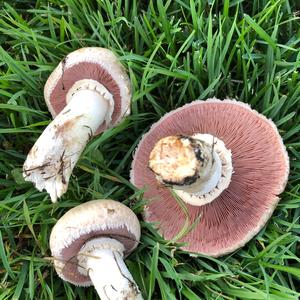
[
  {"xmin": 130, "ymin": 98, "xmax": 289, "ymax": 257},
  {"xmin": 50, "ymin": 199, "xmax": 140, "ymax": 286},
  {"xmin": 44, "ymin": 47, "xmax": 131, "ymax": 135}
]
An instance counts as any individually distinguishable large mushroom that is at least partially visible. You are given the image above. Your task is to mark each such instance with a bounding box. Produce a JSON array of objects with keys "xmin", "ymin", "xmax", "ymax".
[
  {"xmin": 50, "ymin": 199, "xmax": 143, "ymax": 300},
  {"xmin": 130, "ymin": 98, "xmax": 289, "ymax": 257},
  {"xmin": 23, "ymin": 47, "xmax": 131, "ymax": 202}
]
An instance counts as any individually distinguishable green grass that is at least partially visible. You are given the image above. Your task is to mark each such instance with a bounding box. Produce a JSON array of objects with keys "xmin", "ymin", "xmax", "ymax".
[{"xmin": 0, "ymin": 0, "xmax": 300, "ymax": 299}]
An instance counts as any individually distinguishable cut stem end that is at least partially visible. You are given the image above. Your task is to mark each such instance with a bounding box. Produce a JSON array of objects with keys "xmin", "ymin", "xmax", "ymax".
[{"xmin": 149, "ymin": 134, "xmax": 233, "ymax": 206}]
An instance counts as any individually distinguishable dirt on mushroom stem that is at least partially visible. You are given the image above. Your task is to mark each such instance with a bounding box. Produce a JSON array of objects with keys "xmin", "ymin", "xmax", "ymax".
[
  {"xmin": 148, "ymin": 134, "xmax": 232, "ymax": 206},
  {"xmin": 23, "ymin": 84, "xmax": 113, "ymax": 202}
]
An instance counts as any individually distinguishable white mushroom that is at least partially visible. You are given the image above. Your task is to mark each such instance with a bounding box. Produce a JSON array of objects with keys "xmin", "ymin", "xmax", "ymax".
[
  {"xmin": 50, "ymin": 199, "xmax": 143, "ymax": 300},
  {"xmin": 130, "ymin": 99, "xmax": 289, "ymax": 257},
  {"xmin": 23, "ymin": 48, "xmax": 131, "ymax": 202}
]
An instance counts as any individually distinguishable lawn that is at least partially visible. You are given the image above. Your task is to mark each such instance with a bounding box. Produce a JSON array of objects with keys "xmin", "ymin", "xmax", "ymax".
[{"xmin": 0, "ymin": 0, "xmax": 300, "ymax": 299}]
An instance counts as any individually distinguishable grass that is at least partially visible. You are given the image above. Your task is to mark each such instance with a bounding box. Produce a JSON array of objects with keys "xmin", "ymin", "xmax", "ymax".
[{"xmin": 0, "ymin": 0, "xmax": 300, "ymax": 299}]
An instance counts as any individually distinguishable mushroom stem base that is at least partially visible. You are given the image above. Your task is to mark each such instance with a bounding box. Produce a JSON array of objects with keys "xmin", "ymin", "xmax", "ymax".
[
  {"xmin": 78, "ymin": 238, "xmax": 143, "ymax": 300},
  {"xmin": 23, "ymin": 81, "xmax": 113, "ymax": 202},
  {"xmin": 174, "ymin": 134, "xmax": 233, "ymax": 206}
]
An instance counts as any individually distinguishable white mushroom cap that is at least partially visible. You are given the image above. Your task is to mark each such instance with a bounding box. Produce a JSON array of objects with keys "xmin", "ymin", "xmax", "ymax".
[
  {"xmin": 50, "ymin": 200, "xmax": 141, "ymax": 286},
  {"xmin": 44, "ymin": 47, "xmax": 131, "ymax": 134}
]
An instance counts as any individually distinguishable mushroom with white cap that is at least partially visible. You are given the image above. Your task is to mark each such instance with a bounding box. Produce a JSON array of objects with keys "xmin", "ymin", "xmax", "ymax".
[
  {"xmin": 130, "ymin": 98, "xmax": 289, "ymax": 257},
  {"xmin": 50, "ymin": 199, "xmax": 143, "ymax": 300},
  {"xmin": 23, "ymin": 47, "xmax": 131, "ymax": 202}
]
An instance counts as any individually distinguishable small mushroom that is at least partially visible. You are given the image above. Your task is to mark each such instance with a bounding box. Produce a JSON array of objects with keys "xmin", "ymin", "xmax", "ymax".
[
  {"xmin": 23, "ymin": 47, "xmax": 131, "ymax": 202},
  {"xmin": 130, "ymin": 98, "xmax": 289, "ymax": 257},
  {"xmin": 50, "ymin": 199, "xmax": 143, "ymax": 300}
]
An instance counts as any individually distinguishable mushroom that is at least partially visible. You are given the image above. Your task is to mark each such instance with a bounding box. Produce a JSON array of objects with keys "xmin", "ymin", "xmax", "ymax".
[
  {"xmin": 23, "ymin": 47, "xmax": 131, "ymax": 202},
  {"xmin": 50, "ymin": 199, "xmax": 143, "ymax": 300},
  {"xmin": 130, "ymin": 98, "xmax": 289, "ymax": 257}
]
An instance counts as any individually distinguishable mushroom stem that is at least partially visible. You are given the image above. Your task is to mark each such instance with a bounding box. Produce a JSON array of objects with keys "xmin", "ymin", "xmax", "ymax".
[
  {"xmin": 78, "ymin": 238, "xmax": 143, "ymax": 300},
  {"xmin": 23, "ymin": 80, "xmax": 114, "ymax": 202},
  {"xmin": 149, "ymin": 134, "xmax": 232, "ymax": 206}
]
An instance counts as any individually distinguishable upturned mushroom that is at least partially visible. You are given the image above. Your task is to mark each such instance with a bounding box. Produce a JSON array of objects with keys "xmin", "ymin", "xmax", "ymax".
[
  {"xmin": 50, "ymin": 199, "xmax": 143, "ymax": 300},
  {"xmin": 23, "ymin": 47, "xmax": 131, "ymax": 202},
  {"xmin": 130, "ymin": 98, "xmax": 289, "ymax": 257}
]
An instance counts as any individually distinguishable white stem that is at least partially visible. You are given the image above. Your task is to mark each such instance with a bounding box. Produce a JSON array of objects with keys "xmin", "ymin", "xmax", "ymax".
[
  {"xmin": 149, "ymin": 134, "xmax": 232, "ymax": 206},
  {"xmin": 149, "ymin": 135, "xmax": 221, "ymax": 193},
  {"xmin": 78, "ymin": 238, "xmax": 143, "ymax": 300},
  {"xmin": 23, "ymin": 80, "xmax": 114, "ymax": 202},
  {"xmin": 174, "ymin": 134, "xmax": 222, "ymax": 195}
]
